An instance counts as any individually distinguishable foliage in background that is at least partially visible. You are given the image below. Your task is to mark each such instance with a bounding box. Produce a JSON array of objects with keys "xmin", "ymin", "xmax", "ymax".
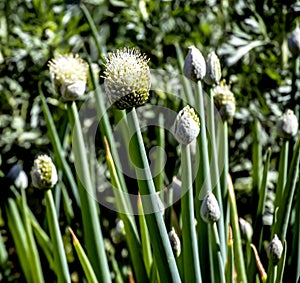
[{"xmin": 1, "ymin": 0, "xmax": 300, "ymax": 282}]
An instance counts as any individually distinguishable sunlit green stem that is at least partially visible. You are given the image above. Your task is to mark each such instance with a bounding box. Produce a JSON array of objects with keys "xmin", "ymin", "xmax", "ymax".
[
  {"xmin": 126, "ymin": 107, "xmax": 181, "ymax": 283},
  {"xmin": 181, "ymin": 144, "xmax": 202, "ymax": 283},
  {"xmin": 69, "ymin": 102, "xmax": 111, "ymax": 283},
  {"xmin": 195, "ymin": 81, "xmax": 211, "ymax": 282},
  {"xmin": 228, "ymin": 175, "xmax": 247, "ymax": 283},
  {"xmin": 20, "ymin": 188, "xmax": 45, "ymax": 283},
  {"xmin": 45, "ymin": 189, "xmax": 70, "ymax": 283}
]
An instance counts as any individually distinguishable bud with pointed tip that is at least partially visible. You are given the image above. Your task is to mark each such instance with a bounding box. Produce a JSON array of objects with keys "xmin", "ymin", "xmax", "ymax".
[
  {"xmin": 104, "ymin": 48, "xmax": 151, "ymax": 109},
  {"xmin": 183, "ymin": 45, "xmax": 206, "ymax": 82},
  {"xmin": 212, "ymin": 80, "xmax": 236, "ymax": 121},
  {"xmin": 31, "ymin": 155, "xmax": 58, "ymax": 190},
  {"xmin": 276, "ymin": 109, "xmax": 298, "ymax": 139},
  {"xmin": 267, "ymin": 234, "xmax": 283, "ymax": 265},
  {"xmin": 48, "ymin": 54, "xmax": 89, "ymax": 100},
  {"xmin": 204, "ymin": 51, "xmax": 221, "ymax": 85},
  {"xmin": 200, "ymin": 192, "xmax": 220, "ymax": 224},
  {"xmin": 173, "ymin": 105, "xmax": 200, "ymax": 145},
  {"xmin": 168, "ymin": 228, "xmax": 181, "ymax": 257},
  {"xmin": 288, "ymin": 24, "xmax": 300, "ymax": 57},
  {"xmin": 239, "ymin": 218, "xmax": 253, "ymax": 242}
]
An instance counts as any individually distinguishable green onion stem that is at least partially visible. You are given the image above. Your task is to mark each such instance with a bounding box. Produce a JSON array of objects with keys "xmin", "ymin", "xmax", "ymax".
[
  {"xmin": 126, "ymin": 107, "xmax": 181, "ymax": 283},
  {"xmin": 69, "ymin": 102, "xmax": 111, "ymax": 283},
  {"xmin": 181, "ymin": 144, "xmax": 202, "ymax": 283},
  {"xmin": 45, "ymin": 189, "xmax": 70, "ymax": 283}
]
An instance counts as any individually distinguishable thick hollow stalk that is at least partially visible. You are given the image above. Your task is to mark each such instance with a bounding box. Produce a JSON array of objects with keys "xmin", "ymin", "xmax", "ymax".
[
  {"xmin": 211, "ymin": 223, "xmax": 225, "ymax": 283},
  {"xmin": 137, "ymin": 195, "xmax": 153, "ymax": 276},
  {"xmin": 273, "ymin": 135, "xmax": 300, "ymax": 242},
  {"xmin": 5, "ymin": 198, "xmax": 32, "ymax": 283},
  {"xmin": 251, "ymin": 119, "xmax": 262, "ymax": 218},
  {"xmin": 274, "ymin": 140, "xmax": 289, "ymax": 209},
  {"xmin": 181, "ymin": 144, "xmax": 202, "ymax": 283},
  {"xmin": 70, "ymin": 102, "xmax": 111, "ymax": 283},
  {"xmin": 254, "ymin": 147, "xmax": 271, "ymax": 250},
  {"xmin": 105, "ymin": 138, "xmax": 148, "ymax": 282},
  {"xmin": 228, "ymin": 175, "xmax": 247, "ymax": 283},
  {"xmin": 45, "ymin": 189, "xmax": 70, "ymax": 283},
  {"xmin": 225, "ymin": 225, "xmax": 234, "ymax": 283},
  {"xmin": 126, "ymin": 107, "xmax": 181, "ymax": 283},
  {"xmin": 21, "ymin": 188, "xmax": 45, "ymax": 283},
  {"xmin": 195, "ymin": 81, "xmax": 211, "ymax": 282},
  {"xmin": 207, "ymin": 89, "xmax": 226, "ymax": 262},
  {"xmin": 153, "ymin": 113, "xmax": 165, "ymax": 192}
]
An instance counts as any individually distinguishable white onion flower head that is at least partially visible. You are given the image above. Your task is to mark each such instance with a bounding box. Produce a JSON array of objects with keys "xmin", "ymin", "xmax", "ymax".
[
  {"xmin": 104, "ymin": 48, "xmax": 151, "ymax": 109},
  {"xmin": 173, "ymin": 105, "xmax": 200, "ymax": 145},
  {"xmin": 183, "ymin": 45, "xmax": 206, "ymax": 82},
  {"xmin": 200, "ymin": 192, "xmax": 221, "ymax": 224},
  {"xmin": 48, "ymin": 54, "xmax": 89, "ymax": 100},
  {"xmin": 31, "ymin": 155, "xmax": 58, "ymax": 190},
  {"xmin": 203, "ymin": 51, "xmax": 222, "ymax": 85},
  {"xmin": 276, "ymin": 109, "xmax": 298, "ymax": 139}
]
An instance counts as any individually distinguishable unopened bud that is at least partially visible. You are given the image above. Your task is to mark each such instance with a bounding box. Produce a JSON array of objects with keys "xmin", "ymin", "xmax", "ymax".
[
  {"xmin": 267, "ymin": 234, "xmax": 283, "ymax": 265},
  {"xmin": 7, "ymin": 165, "xmax": 28, "ymax": 190},
  {"xmin": 173, "ymin": 105, "xmax": 200, "ymax": 144},
  {"xmin": 239, "ymin": 218, "xmax": 253, "ymax": 242},
  {"xmin": 168, "ymin": 228, "xmax": 181, "ymax": 257},
  {"xmin": 183, "ymin": 46, "xmax": 206, "ymax": 82},
  {"xmin": 276, "ymin": 109, "xmax": 298, "ymax": 139},
  {"xmin": 204, "ymin": 51, "xmax": 221, "ymax": 85},
  {"xmin": 200, "ymin": 192, "xmax": 220, "ymax": 224}
]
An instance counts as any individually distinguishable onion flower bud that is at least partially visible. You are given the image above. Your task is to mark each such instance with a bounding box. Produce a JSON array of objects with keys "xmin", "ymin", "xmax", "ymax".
[
  {"xmin": 31, "ymin": 155, "xmax": 58, "ymax": 190},
  {"xmin": 168, "ymin": 227, "xmax": 181, "ymax": 257},
  {"xmin": 183, "ymin": 45, "xmax": 206, "ymax": 82},
  {"xmin": 173, "ymin": 105, "xmax": 200, "ymax": 145},
  {"xmin": 48, "ymin": 54, "xmax": 89, "ymax": 100},
  {"xmin": 203, "ymin": 51, "xmax": 221, "ymax": 85},
  {"xmin": 104, "ymin": 48, "xmax": 151, "ymax": 109},
  {"xmin": 239, "ymin": 217, "xmax": 253, "ymax": 242},
  {"xmin": 212, "ymin": 80, "xmax": 236, "ymax": 121},
  {"xmin": 276, "ymin": 109, "xmax": 298, "ymax": 139},
  {"xmin": 267, "ymin": 234, "xmax": 283, "ymax": 265},
  {"xmin": 200, "ymin": 192, "xmax": 220, "ymax": 224},
  {"xmin": 7, "ymin": 164, "xmax": 28, "ymax": 190}
]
